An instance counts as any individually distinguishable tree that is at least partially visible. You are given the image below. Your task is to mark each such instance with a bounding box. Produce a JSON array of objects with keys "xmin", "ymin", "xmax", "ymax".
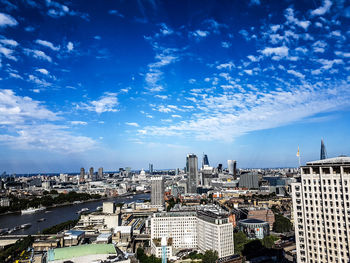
[
  {"xmin": 202, "ymin": 250, "xmax": 218, "ymax": 263},
  {"xmin": 234, "ymin": 231, "xmax": 249, "ymax": 255},
  {"xmin": 273, "ymin": 214, "xmax": 292, "ymax": 233},
  {"xmin": 261, "ymin": 235, "xmax": 279, "ymax": 248},
  {"xmin": 242, "ymin": 240, "xmax": 264, "ymax": 259}
]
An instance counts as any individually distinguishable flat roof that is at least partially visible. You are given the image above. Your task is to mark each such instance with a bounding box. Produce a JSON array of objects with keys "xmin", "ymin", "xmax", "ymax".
[
  {"xmin": 48, "ymin": 244, "xmax": 116, "ymax": 261},
  {"xmin": 306, "ymin": 156, "xmax": 350, "ymax": 166},
  {"xmin": 239, "ymin": 218, "xmax": 268, "ymax": 224}
]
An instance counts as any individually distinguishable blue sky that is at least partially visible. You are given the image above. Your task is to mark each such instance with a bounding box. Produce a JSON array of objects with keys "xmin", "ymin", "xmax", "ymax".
[{"xmin": 0, "ymin": 0, "xmax": 349, "ymax": 173}]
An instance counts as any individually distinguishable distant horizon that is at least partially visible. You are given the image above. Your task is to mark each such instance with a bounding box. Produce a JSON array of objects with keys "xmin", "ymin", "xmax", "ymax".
[{"xmin": 0, "ymin": 0, "xmax": 349, "ymax": 173}]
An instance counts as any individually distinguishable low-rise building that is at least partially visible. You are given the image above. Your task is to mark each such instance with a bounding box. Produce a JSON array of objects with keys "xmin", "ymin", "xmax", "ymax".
[{"xmin": 47, "ymin": 243, "xmax": 130, "ymax": 263}]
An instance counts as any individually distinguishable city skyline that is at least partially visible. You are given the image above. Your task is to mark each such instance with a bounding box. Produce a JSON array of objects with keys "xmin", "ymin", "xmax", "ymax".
[{"xmin": 0, "ymin": 0, "xmax": 349, "ymax": 173}]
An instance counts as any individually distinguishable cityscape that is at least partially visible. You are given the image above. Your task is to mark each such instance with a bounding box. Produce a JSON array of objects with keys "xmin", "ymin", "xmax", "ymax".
[{"xmin": 0, "ymin": 0, "xmax": 350, "ymax": 263}]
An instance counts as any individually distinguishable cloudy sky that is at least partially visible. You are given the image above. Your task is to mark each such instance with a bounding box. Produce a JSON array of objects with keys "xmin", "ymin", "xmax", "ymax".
[{"xmin": 0, "ymin": 0, "xmax": 349, "ymax": 173}]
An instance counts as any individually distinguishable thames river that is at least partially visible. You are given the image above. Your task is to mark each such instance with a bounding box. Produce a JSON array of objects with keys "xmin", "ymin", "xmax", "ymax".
[{"xmin": 0, "ymin": 193, "xmax": 150, "ymax": 235}]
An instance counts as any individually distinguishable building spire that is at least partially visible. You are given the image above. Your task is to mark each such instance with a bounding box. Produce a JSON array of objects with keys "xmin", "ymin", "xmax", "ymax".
[{"xmin": 320, "ymin": 139, "xmax": 327, "ymax": 160}]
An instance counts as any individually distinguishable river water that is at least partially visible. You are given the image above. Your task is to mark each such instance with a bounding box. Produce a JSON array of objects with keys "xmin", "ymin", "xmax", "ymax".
[{"xmin": 0, "ymin": 193, "xmax": 150, "ymax": 235}]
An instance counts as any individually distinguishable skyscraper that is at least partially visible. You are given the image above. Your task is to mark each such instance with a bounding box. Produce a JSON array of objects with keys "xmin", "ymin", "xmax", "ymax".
[
  {"xmin": 186, "ymin": 154, "xmax": 198, "ymax": 193},
  {"xmin": 98, "ymin": 167, "xmax": 103, "ymax": 179},
  {"xmin": 89, "ymin": 167, "xmax": 94, "ymax": 179},
  {"xmin": 149, "ymin": 163, "xmax": 154, "ymax": 175},
  {"xmin": 202, "ymin": 153, "xmax": 209, "ymax": 168},
  {"xmin": 80, "ymin": 167, "xmax": 85, "ymax": 181},
  {"xmin": 151, "ymin": 176, "xmax": 164, "ymax": 207},
  {"xmin": 227, "ymin": 160, "xmax": 237, "ymax": 179},
  {"xmin": 292, "ymin": 156, "xmax": 350, "ymax": 263},
  {"xmin": 320, "ymin": 139, "xmax": 327, "ymax": 160}
]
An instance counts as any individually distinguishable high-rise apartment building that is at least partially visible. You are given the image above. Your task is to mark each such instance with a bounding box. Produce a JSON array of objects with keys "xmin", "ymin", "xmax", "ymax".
[
  {"xmin": 292, "ymin": 157, "xmax": 350, "ymax": 263},
  {"xmin": 151, "ymin": 176, "xmax": 164, "ymax": 207},
  {"xmin": 186, "ymin": 154, "xmax": 198, "ymax": 193}
]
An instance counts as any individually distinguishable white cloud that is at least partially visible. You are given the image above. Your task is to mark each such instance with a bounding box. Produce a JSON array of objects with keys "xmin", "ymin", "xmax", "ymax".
[
  {"xmin": 0, "ymin": 89, "xmax": 58, "ymax": 125},
  {"xmin": 139, "ymin": 83, "xmax": 350, "ymax": 142},
  {"xmin": 244, "ymin": 69, "xmax": 253, "ymax": 75},
  {"xmin": 311, "ymin": 0, "xmax": 332, "ymax": 16},
  {"xmin": 171, "ymin": 114, "xmax": 181, "ymax": 118},
  {"xmin": 0, "ymin": 46, "xmax": 16, "ymax": 60},
  {"xmin": 221, "ymin": 42, "xmax": 231, "ymax": 48},
  {"xmin": 35, "ymin": 39, "xmax": 60, "ymax": 51},
  {"xmin": 79, "ymin": 92, "xmax": 119, "ymax": 114},
  {"xmin": 9, "ymin": 72, "xmax": 22, "ymax": 79},
  {"xmin": 287, "ymin": 69, "xmax": 305, "ymax": 79},
  {"xmin": 70, "ymin": 121, "xmax": 87, "ymax": 125},
  {"xmin": 312, "ymin": 40, "xmax": 327, "ymax": 53},
  {"xmin": 23, "ymin": 48, "xmax": 52, "ymax": 62},
  {"xmin": 36, "ymin": 68, "xmax": 49, "ymax": 75},
  {"xmin": 108, "ymin": 9, "xmax": 124, "ymax": 18},
  {"xmin": 335, "ymin": 51, "xmax": 350, "ymax": 58},
  {"xmin": 155, "ymin": 95, "xmax": 168, "ymax": 99},
  {"xmin": 0, "ymin": 124, "xmax": 96, "ymax": 153},
  {"xmin": 67, "ymin": 42, "xmax": 74, "ymax": 52},
  {"xmin": 28, "ymin": 74, "xmax": 51, "ymax": 87},
  {"xmin": 0, "ymin": 38, "xmax": 18, "ymax": 46},
  {"xmin": 216, "ymin": 61, "xmax": 235, "ymax": 70},
  {"xmin": 247, "ymin": 55, "xmax": 260, "ymax": 62},
  {"xmin": 261, "ymin": 46, "xmax": 289, "ymax": 60},
  {"xmin": 0, "ymin": 13, "xmax": 18, "ymax": 27},
  {"xmin": 284, "ymin": 8, "xmax": 311, "ymax": 30},
  {"xmin": 192, "ymin": 30, "xmax": 209, "ymax": 38},
  {"xmin": 159, "ymin": 23, "xmax": 173, "ymax": 35},
  {"xmin": 126, "ymin": 122, "xmax": 139, "ymax": 127}
]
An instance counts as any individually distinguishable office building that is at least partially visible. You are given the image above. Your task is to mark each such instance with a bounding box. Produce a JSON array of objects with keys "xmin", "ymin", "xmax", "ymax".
[
  {"xmin": 197, "ymin": 210, "xmax": 235, "ymax": 258},
  {"xmin": 89, "ymin": 167, "xmax": 94, "ymax": 179},
  {"xmin": 151, "ymin": 208, "xmax": 234, "ymax": 258},
  {"xmin": 292, "ymin": 156, "xmax": 350, "ymax": 263},
  {"xmin": 151, "ymin": 176, "xmax": 164, "ymax": 207},
  {"xmin": 151, "ymin": 211, "xmax": 198, "ymax": 249},
  {"xmin": 149, "ymin": 163, "xmax": 154, "ymax": 175},
  {"xmin": 98, "ymin": 167, "xmax": 103, "ymax": 179},
  {"xmin": 80, "ymin": 168, "xmax": 85, "ymax": 182},
  {"xmin": 227, "ymin": 160, "xmax": 237, "ymax": 179},
  {"xmin": 320, "ymin": 139, "xmax": 327, "ymax": 160},
  {"xmin": 186, "ymin": 154, "xmax": 198, "ymax": 193},
  {"xmin": 239, "ymin": 173, "xmax": 259, "ymax": 189},
  {"xmin": 202, "ymin": 154, "xmax": 209, "ymax": 168}
]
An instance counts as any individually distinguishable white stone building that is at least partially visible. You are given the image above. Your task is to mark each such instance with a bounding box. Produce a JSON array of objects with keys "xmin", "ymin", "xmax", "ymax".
[
  {"xmin": 292, "ymin": 157, "xmax": 350, "ymax": 263},
  {"xmin": 151, "ymin": 209, "xmax": 234, "ymax": 258}
]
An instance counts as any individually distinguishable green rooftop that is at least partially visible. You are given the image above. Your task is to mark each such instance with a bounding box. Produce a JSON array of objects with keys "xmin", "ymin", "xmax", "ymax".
[{"xmin": 48, "ymin": 244, "xmax": 117, "ymax": 261}]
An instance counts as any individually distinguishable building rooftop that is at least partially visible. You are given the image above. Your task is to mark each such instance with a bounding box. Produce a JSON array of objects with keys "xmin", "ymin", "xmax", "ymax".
[
  {"xmin": 306, "ymin": 156, "xmax": 350, "ymax": 166},
  {"xmin": 48, "ymin": 244, "xmax": 117, "ymax": 261},
  {"xmin": 239, "ymin": 218, "xmax": 268, "ymax": 224}
]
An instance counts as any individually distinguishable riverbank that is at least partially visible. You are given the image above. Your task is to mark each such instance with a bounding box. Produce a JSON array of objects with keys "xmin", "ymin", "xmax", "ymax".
[
  {"xmin": 0, "ymin": 191, "xmax": 148, "ymax": 216},
  {"xmin": 0, "ymin": 193, "xmax": 150, "ymax": 235}
]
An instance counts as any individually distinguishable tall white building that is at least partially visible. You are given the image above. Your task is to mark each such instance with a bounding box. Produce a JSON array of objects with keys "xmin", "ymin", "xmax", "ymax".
[
  {"xmin": 151, "ymin": 211, "xmax": 197, "ymax": 249},
  {"xmin": 151, "ymin": 209, "xmax": 234, "ymax": 258},
  {"xmin": 292, "ymin": 157, "xmax": 350, "ymax": 263},
  {"xmin": 151, "ymin": 176, "xmax": 165, "ymax": 207},
  {"xmin": 197, "ymin": 210, "xmax": 235, "ymax": 258}
]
